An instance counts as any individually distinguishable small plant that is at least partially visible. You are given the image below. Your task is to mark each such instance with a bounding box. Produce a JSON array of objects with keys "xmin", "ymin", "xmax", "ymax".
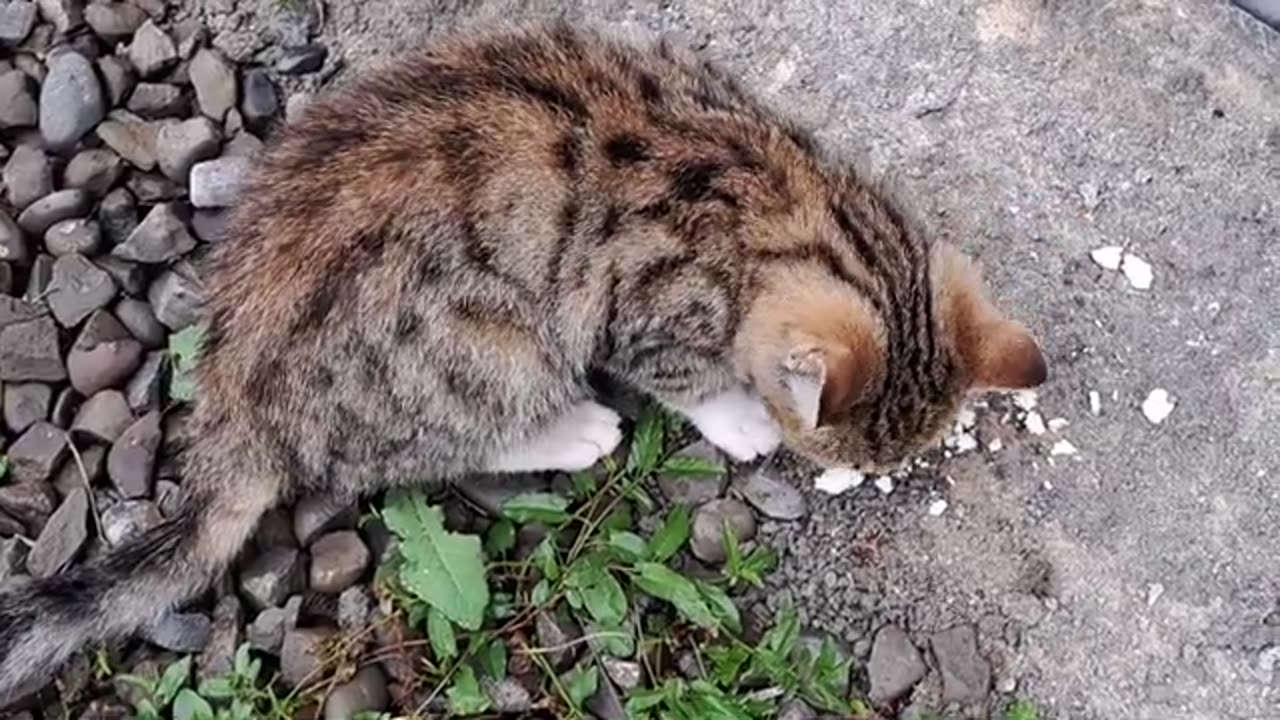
[
  {"xmin": 1005, "ymin": 698, "xmax": 1040, "ymax": 720},
  {"xmin": 115, "ymin": 644, "xmax": 305, "ymax": 720},
  {"xmin": 167, "ymin": 322, "xmax": 208, "ymax": 403}
]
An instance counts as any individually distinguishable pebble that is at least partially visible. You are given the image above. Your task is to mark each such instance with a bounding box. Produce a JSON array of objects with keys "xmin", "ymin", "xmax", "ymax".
[
  {"xmin": 734, "ymin": 467, "xmax": 807, "ymax": 521},
  {"xmin": 689, "ymin": 498, "xmax": 756, "ymax": 564},
  {"xmin": 657, "ymin": 440, "xmax": 724, "ymax": 506},
  {"xmin": 927, "ymin": 498, "xmax": 949, "ymax": 517},
  {"xmin": 46, "ymin": 253, "xmax": 117, "ymax": 327},
  {"xmin": 39, "ymin": 52, "xmax": 104, "ymax": 153},
  {"xmin": 240, "ymin": 68, "xmax": 278, "ymax": 126},
  {"xmin": 127, "ymin": 171, "xmax": 184, "ymax": 202},
  {"xmin": 189, "ymin": 156, "xmax": 250, "ymax": 207},
  {"xmin": 116, "ymin": 298, "xmax": 167, "ymax": 348},
  {"xmin": 0, "ymin": 304, "xmax": 66, "ymax": 382},
  {"xmin": 3, "ymin": 144, "xmax": 52, "ymax": 209},
  {"xmin": 337, "ymin": 586, "xmax": 372, "ymax": 631},
  {"xmin": 127, "ymin": 82, "xmax": 187, "ymax": 118},
  {"xmin": 276, "ymin": 43, "xmax": 328, "ymax": 75},
  {"xmin": 3, "ymin": 382, "xmax": 51, "ymax": 434},
  {"xmin": 457, "ymin": 472, "xmax": 550, "ymax": 517},
  {"xmin": 44, "ymin": 218, "xmax": 102, "ymax": 256},
  {"xmin": 239, "ymin": 546, "xmax": 307, "ymax": 611},
  {"xmin": 52, "ymin": 443, "xmax": 104, "ymax": 497},
  {"xmin": 49, "ymin": 386, "xmax": 79, "ymax": 428},
  {"xmin": 1142, "ymin": 388, "xmax": 1175, "ymax": 424},
  {"xmin": 7, "ymin": 420, "xmax": 68, "ymax": 484},
  {"xmin": 84, "ymin": 0, "xmax": 146, "ymax": 43},
  {"xmin": 96, "ymin": 113, "xmax": 158, "ymax": 170},
  {"xmin": 190, "ymin": 209, "xmax": 228, "ymax": 242},
  {"xmin": 247, "ymin": 595, "xmax": 301, "ymax": 654},
  {"xmin": 535, "ymin": 611, "xmax": 582, "ymax": 670},
  {"xmin": 154, "ymin": 117, "xmax": 221, "ymax": 182},
  {"xmin": 323, "ymin": 666, "xmax": 389, "ymax": 720},
  {"xmin": 0, "ymin": 2, "xmax": 37, "ymax": 48},
  {"xmin": 1090, "ymin": 245, "xmax": 1123, "ymax": 271},
  {"xmin": 148, "ymin": 266, "xmax": 204, "ymax": 330},
  {"xmin": 22, "ymin": 253, "xmax": 54, "ymax": 301},
  {"xmin": 293, "ymin": 494, "xmax": 359, "ymax": 545},
  {"xmin": 778, "ymin": 699, "xmax": 818, "ymax": 720},
  {"xmin": 197, "ymin": 595, "xmax": 243, "ymax": 681},
  {"xmin": 1, "ymin": 210, "xmax": 31, "ymax": 264},
  {"xmin": 1089, "ymin": 390, "xmax": 1102, "ymax": 415},
  {"xmin": 26, "ymin": 487, "xmax": 89, "ymax": 578},
  {"xmin": 97, "ymin": 55, "xmax": 136, "ymax": 108},
  {"xmin": 36, "ymin": 0, "xmax": 83, "ymax": 33},
  {"xmin": 0, "ymin": 70, "xmax": 38, "ymax": 130},
  {"xmin": 1049, "ymin": 439, "xmax": 1078, "ymax": 456},
  {"xmin": 63, "ymin": 149, "xmax": 124, "ymax": 196},
  {"xmin": 67, "ymin": 310, "xmax": 143, "ymax": 395},
  {"xmin": 189, "ymin": 48, "xmax": 237, "ymax": 121},
  {"xmin": 485, "ymin": 677, "xmax": 535, "ymax": 713},
  {"xmin": 813, "ymin": 467, "xmax": 864, "ymax": 495},
  {"xmin": 100, "ymin": 499, "xmax": 163, "ymax": 546},
  {"xmin": 1121, "ymin": 252, "xmax": 1153, "ymax": 290},
  {"xmin": 601, "ymin": 657, "xmax": 641, "ymax": 692},
  {"xmin": 867, "ymin": 625, "xmax": 927, "ymax": 703},
  {"xmin": 931, "ymin": 625, "xmax": 992, "ymax": 704},
  {"xmin": 70, "ymin": 389, "xmax": 132, "ymax": 442},
  {"xmin": 17, "ymin": 189, "xmax": 93, "ymax": 236},
  {"xmin": 873, "ymin": 476, "xmax": 894, "ymax": 495},
  {"xmin": 98, "ymin": 187, "xmax": 139, "ymax": 244},
  {"xmin": 0, "ymin": 537, "xmax": 29, "ymax": 581},
  {"xmin": 128, "ymin": 20, "xmax": 177, "ymax": 78},
  {"xmin": 114, "ymin": 202, "xmax": 196, "ymax": 263},
  {"xmin": 107, "ymin": 410, "xmax": 161, "ymax": 498},
  {"xmin": 0, "ymin": 480, "xmax": 55, "ymax": 532},
  {"xmin": 141, "ymin": 611, "xmax": 212, "ymax": 653},
  {"xmin": 1023, "ymin": 411, "xmax": 1047, "ymax": 435},
  {"xmin": 308, "ymin": 530, "xmax": 370, "ymax": 594},
  {"xmin": 280, "ymin": 626, "xmax": 336, "ymax": 688},
  {"xmin": 223, "ymin": 130, "xmax": 264, "ymax": 158}
]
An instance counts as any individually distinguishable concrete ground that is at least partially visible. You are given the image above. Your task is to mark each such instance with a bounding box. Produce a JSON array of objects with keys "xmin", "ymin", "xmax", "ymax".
[{"xmin": 203, "ymin": 0, "xmax": 1280, "ymax": 717}]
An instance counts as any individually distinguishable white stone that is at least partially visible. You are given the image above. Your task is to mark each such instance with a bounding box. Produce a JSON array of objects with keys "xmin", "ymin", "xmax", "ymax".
[
  {"xmin": 814, "ymin": 467, "xmax": 864, "ymax": 495},
  {"xmin": 1121, "ymin": 252, "xmax": 1153, "ymax": 290},
  {"xmin": 1146, "ymin": 582, "xmax": 1165, "ymax": 607},
  {"xmin": 1090, "ymin": 245, "xmax": 1123, "ymax": 271},
  {"xmin": 873, "ymin": 476, "xmax": 894, "ymax": 495},
  {"xmin": 987, "ymin": 437, "xmax": 1004, "ymax": 453},
  {"xmin": 1142, "ymin": 389, "xmax": 1175, "ymax": 425},
  {"xmin": 1047, "ymin": 417, "xmax": 1070, "ymax": 432},
  {"xmin": 1012, "ymin": 390, "xmax": 1039, "ymax": 411},
  {"xmin": 1050, "ymin": 439, "xmax": 1078, "ymax": 456},
  {"xmin": 927, "ymin": 498, "xmax": 948, "ymax": 516},
  {"xmin": 1088, "ymin": 391, "xmax": 1102, "ymax": 415},
  {"xmin": 946, "ymin": 432, "xmax": 978, "ymax": 454},
  {"xmin": 1024, "ymin": 411, "xmax": 1047, "ymax": 435}
]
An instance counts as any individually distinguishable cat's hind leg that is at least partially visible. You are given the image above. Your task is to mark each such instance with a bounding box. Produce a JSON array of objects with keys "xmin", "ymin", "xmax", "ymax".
[{"xmin": 486, "ymin": 400, "xmax": 622, "ymax": 472}]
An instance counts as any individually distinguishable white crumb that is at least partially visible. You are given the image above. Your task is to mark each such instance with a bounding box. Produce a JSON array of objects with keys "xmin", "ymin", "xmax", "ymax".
[
  {"xmin": 1048, "ymin": 417, "xmax": 1070, "ymax": 432},
  {"xmin": 1089, "ymin": 390, "xmax": 1102, "ymax": 415},
  {"xmin": 987, "ymin": 437, "xmax": 1004, "ymax": 453},
  {"xmin": 945, "ymin": 432, "xmax": 979, "ymax": 454},
  {"xmin": 954, "ymin": 406, "xmax": 977, "ymax": 431},
  {"xmin": 927, "ymin": 499, "xmax": 949, "ymax": 516},
  {"xmin": 814, "ymin": 468, "xmax": 865, "ymax": 495},
  {"xmin": 1012, "ymin": 390, "xmax": 1039, "ymax": 411},
  {"xmin": 1050, "ymin": 439, "xmax": 1078, "ymax": 456},
  {"xmin": 1024, "ymin": 411, "xmax": 1047, "ymax": 435},
  {"xmin": 874, "ymin": 476, "xmax": 894, "ymax": 495},
  {"xmin": 1146, "ymin": 582, "xmax": 1165, "ymax": 607},
  {"xmin": 1121, "ymin": 252, "xmax": 1154, "ymax": 290},
  {"xmin": 1090, "ymin": 245, "xmax": 1124, "ymax": 271},
  {"xmin": 1142, "ymin": 389, "xmax": 1176, "ymax": 424}
]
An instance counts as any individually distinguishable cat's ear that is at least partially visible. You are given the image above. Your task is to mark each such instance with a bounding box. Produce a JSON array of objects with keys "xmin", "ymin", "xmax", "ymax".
[{"xmin": 781, "ymin": 342, "xmax": 874, "ymax": 430}]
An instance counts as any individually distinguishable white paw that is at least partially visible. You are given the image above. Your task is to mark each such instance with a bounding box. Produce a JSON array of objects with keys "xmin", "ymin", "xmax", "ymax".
[
  {"xmin": 675, "ymin": 387, "xmax": 782, "ymax": 463},
  {"xmin": 489, "ymin": 401, "xmax": 623, "ymax": 472}
]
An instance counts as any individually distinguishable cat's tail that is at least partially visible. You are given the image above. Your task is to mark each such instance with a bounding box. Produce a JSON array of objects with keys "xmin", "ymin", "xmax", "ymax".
[{"xmin": 0, "ymin": 442, "xmax": 283, "ymax": 706}]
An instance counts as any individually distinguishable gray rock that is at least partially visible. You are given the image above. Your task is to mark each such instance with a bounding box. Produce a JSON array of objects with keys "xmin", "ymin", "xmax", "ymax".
[
  {"xmin": 17, "ymin": 189, "xmax": 93, "ymax": 236},
  {"xmin": 7, "ymin": 420, "xmax": 68, "ymax": 483},
  {"xmin": 240, "ymin": 68, "xmax": 277, "ymax": 127},
  {"xmin": 0, "ymin": 70, "xmax": 39, "ymax": 129},
  {"xmin": 22, "ymin": 253, "xmax": 54, "ymax": 302},
  {"xmin": 734, "ymin": 467, "xmax": 808, "ymax": 521},
  {"xmin": 63, "ymin": 148, "xmax": 124, "ymax": 196},
  {"xmin": 308, "ymin": 531, "xmax": 370, "ymax": 594},
  {"xmin": 170, "ymin": 17, "xmax": 203, "ymax": 58},
  {"xmin": 868, "ymin": 625, "xmax": 927, "ymax": 704},
  {"xmin": 931, "ymin": 624, "xmax": 991, "ymax": 704},
  {"xmin": 51, "ymin": 442, "xmax": 105, "ymax": 497},
  {"xmin": 536, "ymin": 611, "xmax": 581, "ymax": 671},
  {"xmin": 458, "ymin": 473, "xmax": 551, "ymax": 517},
  {"xmin": 126, "ymin": 81, "xmax": 186, "ymax": 118},
  {"xmin": 690, "ymin": 498, "xmax": 757, "ymax": 564},
  {"xmin": 35, "ymin": 0, "xmax": 83, "ymax": 34},
  {"xmin": 777, "ymin": 699, "xmax": 818, "ymax": 720},
  {"xmin": 67, "ymin": 309, "xmax": 143, "ymax": 394},
  {"xmin": 100, "ymin": 498, "xmax": 162, "ymax": 545},
  {"xmin": 127, "ymin": 20, "xmax": 175, "ymax": 78},
  {"xmin": 0, "ymin": 210, "xmax": 30, "ymax": 265},
  {"xmin": 70, "ymin": 389, "xmax": 131, "ymax": 442},
  {"xmin": 0, "ymin": 2, "xmax": 38, "ymax": 47},
  {"xmin": 44, "ymin": 218, "xmax": 101, "ymax": 256},
  {"xmin": 4, "ymin": 382, "xmax": 51, "ymax": 433},
  {"xmin": 96, "ymin": 113, "xmax": 157, "ymax": 170},
  {"xmin": 84, "ymin": 0, "xmax": 145, "ymax": 43},
  {"xmin": 190, "ymin": 209, "xmax": 227, "ymax": 243},
  {"xmin": 280, "ymin": 628, "xmax": 338, "ymax": 689},
  {"xmin": 337, "ymin": 586, "xmax": 371, "ymax": 631},
  {"xmin": 46, "ymin": 253, "xmax": 117, "ymax": 327},
  {"xmin": 324, "ymin": 666, "xmax": 389, "ymax": 720},
  {"xmin": 485, "ymin": 676, "xmax": 534, "ymax": 714},
  {"xmin": 253, "ymin": 507, "xmax": 298, "ymax": 553},
  {"xmin": 154, "ymin": 117, "xmax": 220, "ymax": 183},
  {"xmin": 276, "ymin": 44, "xmax": 327, "ymax": 75},
  {"xmin": 142, "ymin": 611, "xmax": 212, "ymax": 653},
  {"xmin": 223, "ymin": 130, "xmax": 263, "ymax": 158},
  {"xmin": 239, "ymin": 546, "xmax": 306, "ymax": 611},
  {"xmin": 0, "ymin": 537, "xmax": 30, "ymax": 581},
  {"xmin": 657, "ymin": 440, "xmax": 725, "ymax": 506},
  {"xmin": 114, "ymin": 203, "xmax": 195, "ymax": 263},
  {"xmin": 155, "ymin": 479, "xmax": 180, "ymax": 516},
  {"xmin": 3, "ymin": 144, "xmax": 52, "ymax": 209},
  {"xmin": 124, "ymin": 350, "xmax": 164, "ymax": 413},
  {"xmin": 97, "ymin": 187, "xmax": 138, "ymax": 244},
  {"xmin": 189, "ymin": 156, "xmax": 249, "ymax": 208},
  {"xmin": 247, "ymin": 595, "xmax": 301, "ymax": 654},
  {"xmin": 12, "ymin": 53, "xmax": 46, "ymax": 84},
  {"xmin": 96, "ymin": 55, "xmax": 135, "ymax": 108},
  {"xmin": 126, "ymin": 171, "xmax": 182, "ymax": 202},
  {"xmin": 601, "ymin": 657, "xmax": 641, "ymax": 692},
  {"xmin": 115, "ymin": 298, "xmax": 166, "ymax": 348},
  {"xmin": 0, "ymin": 480, "xmax": 55, "ymax": 532},
  {"xmin": 49, "ymin": 385, "xmax": 80, "ymax": 427},
  {"xmin": 39, "ymin": 52, "xmax": 104, "ymax": 152},
  {"xmin": 292, "ymin": 494, "xmax": 358, "ymax": 546},
  {"xmin": 148, "ymin": 267, "xmax": 204, "ymax": 330},
  {"xmin": 197, "ymin": 595, "xmax": 243, "ymax": 682},
  {"xmin": 0, "ymin": 299, "xmax": 65, "ymax": 382},
  {"xmin": 189, "ymin": 48, "xmax": 236, "ymax": 121},
  {"xmin": 27, "ymin": 487, "xmax": 89, "ymax": 578},
  {"xmin": 107, "ymin": 409, "xmax": 160, "ymax": 498}
]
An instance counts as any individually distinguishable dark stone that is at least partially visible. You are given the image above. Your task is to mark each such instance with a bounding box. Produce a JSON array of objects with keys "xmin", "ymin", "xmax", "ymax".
[
  {"xmin": 148, "ymin": 266, "xmax": 203, "ymax": 329},
  {"xmin": 931, "ymin": 625, "xmax": 992, "ymax": 704},
  {"xmin": 100, "ymin": 498, "xmax": 162, "ymax": 545},
  {"xmin": 113, "ymin": 202, "xmax": 195, "ymax": 263},
  {"xmin": 97, "ymin": 55, "xmax": 136, "ymax": 108},
  {"xmin": 124, "ymin": 350, "xmax": 165, "ymax": 413},
  {"xmin": 44, "ymin": 218, "xmax": 102, "ymax": 256},
  {"xmin": 96, "ymin": 112, "xmax": 156, "ymax": 169},
  {"xmin": 27, "ymin": 487, "xmax": 89, "ymax": 578},
  {"xmin": 46, "ymin": 253, "xmax": 117, "ymax": 327},
  {"xmin": 292, "ymin": 495, "xmax": 357, "ymax": 546},
  {"xmin": 3, "ymin": 381, "xmax": 51, "ymax": 433},
  {"xmin": 280, "ymin": 627, "xmax": 336, "ymax": 688},
  {"xmin": 868, "ymin": 625, "xmax": 927, "ymax": 704},
  {"xmin": 3, "ymin": 143, "xmax": 52, "ymax": 209},
  {"xmin": 107, "ymin": 409, "xmax": 161, "ymax": 498},
  {"xmin": 239, "ymin": 68, "xmax": 278, "ymax": 128},
  {"xmin": 239, "ymin": 546, "xmax": 306, "ymax": 611},
  {"xmin": 323, "ymin": 666, "xmax": 389, "ymax": 720},
  {"xmin": 0, "ymin": 296, "xmax": 65, "ymax": 381},
  {"xmin": 97, "ymin": 188, "xmax": 138, "ymax": 245},
  {"xmin": 126, "ymin": 82, "xmax": 187, "ymax": 118},
  {"xmin": 128, "ymin": 20, "xmax": 176, "ymax": 78},
  {"xmin": 0, "ymin": 481, "xmax": 56, "ymax": 533},
  {"xmin": 39, "ymin": 51, "xmax": 105, "ymax": 153},
  {"xmin": 276, "ymin": 44, "xmax": 327, "ymax": 75},
  {"xmin": 689, "ymin": 498, "xmax": 757, "ymax": 565},
  {"xmin": 70, "ymin": 389, "xmax": 132, "ymax": 443},
  {"xmin": 308, "ymin": 531, "xmax": 370, "ymax": 594},
  {"xmin": 17, "ymin": 189, "xmax": 93, "ymax": 236},
  {"xmin": 67, "ymin": 309, "xmax": 143, "ymax": 394},
  {"xmin": 141, "ymin": 611, "xmax": 212, "ymax": 653},
  {"xmin": 63, "ymin": 148, "xmax": 124, "ymax": 196},
  {"xmin": 7, "ymin": 420, "xmax": 68, "ymax": 483}
]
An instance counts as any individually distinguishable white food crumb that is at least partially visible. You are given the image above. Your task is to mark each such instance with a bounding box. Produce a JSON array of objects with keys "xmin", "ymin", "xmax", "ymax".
[
  {"xmin": 1050, "ymin": 439, "xmax": 1078, "ymax": 456},
  {"xmin": 954, "ymin": 406, "xmax": 977, "ymax": 431},
  {"xmin": 1088, "ymin": 391, "xmax": 1102, "ymax": 415},
  {"xmin": 1090, "ymin": 245, "xmax": 1123, "ymax": 271},
  {"xmin": 1121, "ymin": 252, "xmax": 1153, "ymax": 290},
  {"xmin": 945, "ymin": 432, "xmax": 979, "ymax": 454},
  {"xmin": 814, "ymin": 467, "xmax": 865, "ymax": 495},
  {"xmin": 1142, "ymin": 389, "xmax": 1176, "ymax": 424},
  {"xmin": 987, "ymin": 437, "xmax": 1004, "ymax": 453},
  {"xmin": 927, "ymin": 499, "xmax": 949, "ymax": 516},
  {"xmin": 1146, "ymin": 582, "xmax": 1165, "ymax": 607},
  {"xmin": 1047, "ymin": 417, "xmax": 1070, "ymax": 432},
  {"xmin": 874, "ymin": 476, "xmax": 894, "ymax": 495},
  {"xmin": 1012, "ymin": 390, "xmax": 1039, "ymax": 411},
  {"xmin": 1024, "ymin": 411, "xmax": 1047, "ymax": 435}
]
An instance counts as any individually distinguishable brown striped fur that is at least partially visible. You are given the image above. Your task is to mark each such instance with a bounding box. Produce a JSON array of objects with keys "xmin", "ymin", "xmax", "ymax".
[{"xmin": 0, "ymin": 21, "xmax": 1046, "ymax": 702}]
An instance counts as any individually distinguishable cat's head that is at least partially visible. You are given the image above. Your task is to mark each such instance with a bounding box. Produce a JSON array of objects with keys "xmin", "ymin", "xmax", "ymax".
[{"xmin": 741, "ymin": 242, "xmax": 1046, "ymax": 472}]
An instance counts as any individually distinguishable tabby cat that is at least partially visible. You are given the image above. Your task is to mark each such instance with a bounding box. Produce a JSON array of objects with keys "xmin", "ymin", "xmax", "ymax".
[{"xmin": 0, "ymin": 20, "xmax": 1045, "ymax": 701}]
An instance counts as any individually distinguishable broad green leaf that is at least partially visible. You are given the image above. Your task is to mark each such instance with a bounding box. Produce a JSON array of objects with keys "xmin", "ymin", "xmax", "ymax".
[
  {"xmin": 383, "ymin": 489, "xmax": 489, "ymax": 630},
  {"xmin": 567, "ymin": 558, "xmax": 628, "ymax": 628},
  {"xmin": 196, "ymin": 676, "xmax": 234, "ymax": 699},
  {"xmin": 532, "ymin": 535, "xmax": 561, "ymax": 581},
  {"xmin": 686, "ymin": 681, "xmax": 756, "ymax": 720},
  {"xmin": 697, "ymin": 582, "xmax": 742, "ymax": 634},
  {"xmin": 600, "ymin": 500, "xmax": 634, "ymax": 533},
  {"xmin": 167, "ymin": 322, "xmax": 207, "ymax": 402},
  {"xmin": 531, "ymin": 578, "xmax": 553, "ymax": 606},
  {"xmin": 706, "ymin": 645, "xmax": 751, "ymax": 687},
  {"xmin": 605, "ymin": 530, "xmax": 648, "ymax": 563},
  {"xmin": 625, "ymin": 680, "xmax": 682, "ymax": 713},
  {"xmin": 485, "ymin": 519, "xmax": 516, "ymax": 555},
  {"xmin": 172, "ymin": 689, "xmax": 214, "ymax": 720},
  {"xmin": 478, "ymin": 638, "xmax": 508, "ymax": 679},
  {"xmin": 658, "ymin": 455, "xmax": 725, "ymax": 477},
  {"xmin": 427, "ymin": 606, "xmax": 458, "ymax": 661},
  {"xmin": 501, "ymin": 492, "xmax": 572, "ymax": 525},
  {"xmin": 446, "ymin": 666, "xmax": 491, "ymax": 716},
  {"xmin": 737, "ymin": 546, "xmax": 777, "ymax": 588},
  {"xmin": 561, "ymin": 664, "xmax": 599, "ymax": 709},
  {"xmin": 232, "ymin": 643, "xmax": 252, "ymax": 676},
  {"xmin": 585, "ymin": 621, "xmax": 635, "ymax": 658},
  {"xmin": 632, "ymin": 563, "xmax": 717, "ymax": 629},
  {"xmin": 1005, "ymin": 699, "xmax": 1040, "ymax": 720},
  {"xmin": 647, "ymin": 505, "xmax": 691, "ymax": 562},
  {"xmin": 760, "ymin": 603, "xmax": 799, "ymax": 658},
  {"xmin": 626, "ymin": 484, "xmax": 657, "ymax": 514},
  {"xmin": 571, "ymin": 470, "xmax": 599, "ymax": 499},
  {"xmin": 627, "ymin": 405, "xmax": 666, "ymax": 475},
  {"xmin": 156, "ymin": 656, "xmax": 192, "ymax": 706}
]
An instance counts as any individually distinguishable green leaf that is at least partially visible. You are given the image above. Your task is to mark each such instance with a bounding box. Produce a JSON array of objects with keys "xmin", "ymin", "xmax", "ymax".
[
  {"xmin": 196, "ymin": 677, "xmax": 235, "ymax": 699},
  {"xmin": 427, "ymin": 606, "xmax": 458, "ymax": 661},
  {"xmin": 627, "ymin": 405, "xmax": 666, "ymax": 475},
  {"xmin": 1005, "ymin": 699, "xmax": 1039, "ymax": 720},
  {"xmin": 696, "ymin": 582, "xmax": 742, "ymax": 634},
  {"xmin": 760, "ymin": 603, "xmax": 799, "ymax": 658},
  {"xmin": 600, "ymin": 500, "xmax": 634, "ymax": 533},
  {"xmin": 531, "ymin": 535, "xmax": 561, "ymax": 581},
  {"xmin": 567, "ymin": 558, "xmax": 628, "ymax": 628},
  {"xmin": 585, "ymin": 621, "xmax": 635, "ymax": 658},
  {"xmin": 647, "ymin": 505, "xmax": 691, "ymax": 562},
  {"xmin": 155, "ymin": 656, "xmax": 192, "ymax": 706},
  {"xmin": 382, "ymin": 489, "xmax": 490, "ymax": 631},
  {"xmin": 570, "ymin": 470, "xmax": 599, "ymax": 499},
  {"xmin": 737, "ymin": 547, "xmax": 777, "ymax": 588},
  {"xmin": 485, "ymin": 519, "xmax": 516, "ymax": 555},
  {"xmin": 561, "ymin": 664, "xmax": 599, "ymax": 709},
  {"xmin": 501, "ymin": 492, "xmax": 572, "ymax": 525},
  {"xmin": 172, "ymin": 689, "xmax": 214, "ymax": 720},
  {"xmin": 478, "ymin": 638, "xmax": 508, "ymax": 679},
  {"xmin": 605, "ymin": 530, "xmax": 648, "ymax": 563},
  {"xmin": 632, "ymin": 562, "xmax": 718, "ymax": 629},
  {"xmin": 531, "ymin": 578, "xmax": 553, "ymax": 606},
  {"xmin": 0, "ymin": 456, "xmax": 10, "ymax": 482},
  {"xmin": 446, "ymin": 666, "xmax": 492, "ymax": 716},
  {"xmin": 658, "ymin": 455, "xmax": 725, "ymax": 477},
  {"xmin": 706, "ymin": 645, "xmax": 751, "ymax": 687},
  {"xmin": 167, "ymin": 322, "xmax": 207, "ymax": 402},
  {"xmin": 625, "ymin": 680, "xmax": 682, "ymax": 713}
]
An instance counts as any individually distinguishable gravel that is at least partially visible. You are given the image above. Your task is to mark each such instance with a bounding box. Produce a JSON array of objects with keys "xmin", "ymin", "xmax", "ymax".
[
  {"xmin": 867, "ymin": 625, "xmax": 927, "ymax": 704},
  {"xmin": 114, "ymin": 202, "xmax": 196, "ymax": 263},
  {"xmin": 3, "ymin": 144, "xmax": 53, "ymax": 210},
  {"xmin": 66, "ymin": 309, "xmax": 144, "ymax": 395},
  {"xmin": 26, "ymin": 487, "xmax": 89, "ymax": 578},
  {"xmin": 39, "ymin": 51, "xmax": 105, "ymax": 153},
  {"xmin": 46, "ymin": 253, "xmax": 117, "ymax": 327},
  {"xmin": 189, "ymin": 156, "xmax": 249, "ymax": 208},
  {"xmin": 931, "ymin": 625, "xmax": 992, "ymax": 705},
  {"xmin": 689, "ymin": 498, "xmax": 756, "ymax": 564},
  {"xmin": 107, "ymin": 409, "xmax": 162, "ymax": 498}
]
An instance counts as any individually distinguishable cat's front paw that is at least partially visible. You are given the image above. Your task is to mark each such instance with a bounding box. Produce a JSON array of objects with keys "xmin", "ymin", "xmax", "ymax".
[
  {"xmin": 489, "ymin": 401, "xmax": 623, "ymax": 473},
  {"xmin": 678, "ymin": 387, "xmax": 782, "ymax": 463}
]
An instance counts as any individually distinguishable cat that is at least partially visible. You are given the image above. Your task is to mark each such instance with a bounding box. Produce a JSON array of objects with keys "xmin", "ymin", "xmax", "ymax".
[{"xmin": 0, "ymin": 20, "xmax": 1046, "ymax": 702}]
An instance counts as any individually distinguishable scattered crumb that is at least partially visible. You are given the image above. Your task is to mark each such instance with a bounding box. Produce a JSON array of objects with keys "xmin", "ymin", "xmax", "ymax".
[
  {"xmin": 927, "ymin": 498, "xmax": 949, "ymax": 516},
  {"xmin": 1090, "ymin": 245, "xmax": 1123, "ymax": 271},
  {"xmin": 987, "ymin": 437, "xmax": 1004, "ymax": 453},
  {"xmin": 1141, "ymin": 389, "xmax": 1176, "ymax": 424},
  {"xmin": 1012, "ymin": 390, "xmax": 1039, "ymax": 411},
  {"xmin": 1089, "ymin": 390, "xmax": 1102, "ymax": 415},
  {"xmin": 814, "ymin": 467, "xmax": 865, "ymax": 495},
  {"xmin": 1050, "ymin": 439, "xmax": 1078, "ymax": 456},
  {"xmin": 874, "ymin": 476, "xmax": 894, "ymax": 495},
  {"xmin": 1146, "ymin": 582, "xmax": 1165, "ymax": 606},
  {"xmin": 1048, "ymin": 417, "xmax": 1070, "ymax": 432},
  {"xmin": 954, "ymin": 406, "xmax": 977, "ymax": 431},
  {"xmin": 1024, "ymin": 411, "xmax": 1047, "ymax": 435},
  {"xmin": 1121, "ymin": 252, "xmax": 1153, "ymax": 290},
  {"xmin": 945, "ymin": 432, "xmax": 979, "ymax": 454}
]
